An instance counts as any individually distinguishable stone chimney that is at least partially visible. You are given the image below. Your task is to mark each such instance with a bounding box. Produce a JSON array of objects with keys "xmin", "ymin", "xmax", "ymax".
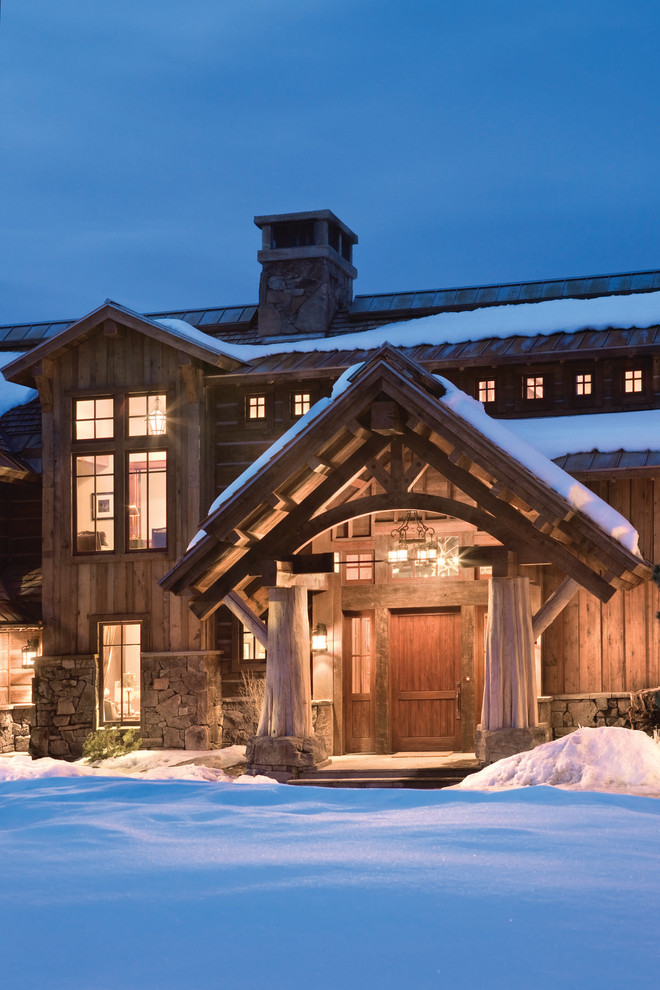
[{"xmin": 254, "ymin": 210, "xmax": 358, "ymax": 337}]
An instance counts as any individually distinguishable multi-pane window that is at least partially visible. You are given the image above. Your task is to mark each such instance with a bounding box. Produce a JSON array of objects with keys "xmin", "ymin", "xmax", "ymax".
[
  {"xmin": 75, "ymin": 454, "xmax": 115, "ymax": 552},
  {"xmin": 100, "ymin": 622, "xmax": 141, "ymax": 724},
  {"xmin": 128, "ymin": 451, "xmax": 167, "ymax": 549},
  {"xmin": 242, "ymin": 627, "xmax": 266, "ymax": 662},
  {"xmin": 575, "ymin": 373, "xmax": 592, "ymax": 396},
  {"xmin": 74, "ymin": 398, "xmax": 114, "ymax": 440},
  {"xmin": 477, "ymin": 379, "xmax": 496, "ymax": 404},
  {"xmin": 344, "ymin": 552, "xmax": 374, "ymax": 583},
  {"xmin": 247, "ymin": 395, "xmax": 266, "ymax": 420},
  {"xmin": 128, "ymin": 395, "xmax": 167, "ymax": 436},
  {"xmin": 624, "ymin": 369, "xmax": 643, "ymax": 394},
  {"xmin": 292, "ymin": 392, "xmax": 311, "ymax": 417},
  {"xmin": 524, "ymin": 376, "xmax": 544, "ymax": 400}
]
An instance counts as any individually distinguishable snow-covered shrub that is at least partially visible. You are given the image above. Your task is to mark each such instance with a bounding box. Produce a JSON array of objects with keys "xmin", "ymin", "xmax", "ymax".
[{"xmin": 82, "ymin": 726, "xmax": 142, "ymax": 762}]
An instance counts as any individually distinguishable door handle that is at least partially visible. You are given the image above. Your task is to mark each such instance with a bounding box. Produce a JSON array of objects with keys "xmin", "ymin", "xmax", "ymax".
[{"xmin": 455, "ymin": 681, "xmax": 462, "ymax": 719}]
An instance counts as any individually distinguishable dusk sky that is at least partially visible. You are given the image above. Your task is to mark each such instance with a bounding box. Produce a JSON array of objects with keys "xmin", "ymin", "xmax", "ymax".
[{"xmin": 2, "ymin": 1, "xmax": 660, "ymax": 325}]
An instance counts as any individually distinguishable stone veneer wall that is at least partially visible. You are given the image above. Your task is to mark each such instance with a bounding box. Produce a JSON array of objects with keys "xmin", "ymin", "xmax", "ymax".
[
  {"xmin": 31, "ymin": 656, "xmax": 97, "ymax": 759},
  {"xmin": 0, "ymin": 704, "xmax": 34, "ymax": 754},
  {"xmin": 538, "ymin": 693, "xmax": 631, "ymax": 739},
  {"xmin": 222, "ymin": 697, "xmax": 333, "ymax": 752},
  {"xmin": 141, "ymin": 654, "xmax": 222, "ymax": 751}
]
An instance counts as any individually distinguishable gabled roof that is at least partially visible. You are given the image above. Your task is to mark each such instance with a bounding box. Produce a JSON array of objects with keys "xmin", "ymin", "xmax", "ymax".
[
  {"xmin": 161, "ymin": 346, "xmax": 651, "ymax": 619},
  {"xmin": 1, "ymin": 300, "xmax": 246, "ymax": 386}
]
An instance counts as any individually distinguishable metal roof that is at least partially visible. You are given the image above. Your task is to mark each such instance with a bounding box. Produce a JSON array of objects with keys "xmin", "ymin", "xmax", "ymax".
[{"xmin": 3, "ymin": 266, "xmax": 660, "ymax": 351}]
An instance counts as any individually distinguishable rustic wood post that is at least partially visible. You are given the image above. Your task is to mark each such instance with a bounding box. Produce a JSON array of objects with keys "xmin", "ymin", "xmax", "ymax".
[
  {"xmin": 257, "ymin": 586, "xmax": 313, "ymax": 737},
  {"xmin": 482, "ymin": 576, "xmax": 537, "ymax": 731}
]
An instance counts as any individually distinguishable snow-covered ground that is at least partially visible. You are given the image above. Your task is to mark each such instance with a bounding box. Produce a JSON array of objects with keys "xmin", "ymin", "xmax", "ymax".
[{"xmin": 1, "ymin": 727, "xmax": 659, "ymax": 989}]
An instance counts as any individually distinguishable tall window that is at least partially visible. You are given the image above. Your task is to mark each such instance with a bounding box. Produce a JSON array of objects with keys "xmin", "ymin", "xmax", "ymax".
[
  {"xmin": 524, "ymin": 375, "xmax": 544, "ymax": 400},
  {"xmin": 350, "ymin": 615, "xmax": 372, "ymax": 695},
  {"xmin": 73, "ymin": 392, "xmax": 168, "ymax": 554},
  {"xmin": 624, "ymin": 369, "xmax": 643, "ymax": 394},
  {"xmin": 100, "ymin": 622, "xmax": 141, "ymax": 724},
  {"xmin": 477, "ymin": 379, "xmax": 496, "ymax": 404}
]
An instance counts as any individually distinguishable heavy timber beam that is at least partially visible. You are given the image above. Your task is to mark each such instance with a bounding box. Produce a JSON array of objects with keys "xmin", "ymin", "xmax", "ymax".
[
  {"xmin": 532, "ymin": 577, "xmax": 581, "ymax": 640},
  {"xmin": 222, "ymin": 591, "xmax": 268, "ymax": 647}
]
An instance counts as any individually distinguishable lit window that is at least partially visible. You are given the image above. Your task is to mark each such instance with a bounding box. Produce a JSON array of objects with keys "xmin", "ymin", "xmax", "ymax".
[
  {"xmin": 128, "ymin": 395, "xmax": 167, "ymax": 436},
  {"xmin": 344, "ymin": 552, "xmax": 374, "ymax": 583},
  {"xmin": 247, "ymin": 395, "xmax": 266, "ymax": 420},
  {"xmin": 350, "ymin": 615, "xmax": 372, "ymax": 694},
  {"xmin": 100, "ymin": 622, "xmax": 141, "ymax": 723},
  {"xmin": 292, "ymin": 392, "xmax": 311, "ymax": 417},
  {"xmin": 524, "ymin": 376, "xmax": 544, "ymax": 400},
  {"xmin": 478, "ymin": 379, "xmax": 496, "ymax": 403},
  {"xmin": 242, "ymin": 626, "xmax": 266, "ymax": 661},
  {"xmin": 128, "ymin": 451, "xmax": 167, "ymax": 549},
  {"xmin": 75, "ymin": 454, "xmax": 115, "ymax": 552},
  {"xmin": 624, "ymin": 369, "xmax": 643, "ymax": 393},
  {"xmin": 74, "ymin": 397, "xmax": 114, "ymax": 440},
  {"xmin": 575, "ymin": 373, "xmax": 592, "ymax": 396}
]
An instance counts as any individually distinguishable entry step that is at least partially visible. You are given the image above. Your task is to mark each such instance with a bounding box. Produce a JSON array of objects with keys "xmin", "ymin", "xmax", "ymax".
[{"xmin": 287, "ymin": 766, "xmax": 481, "ymax": 789}]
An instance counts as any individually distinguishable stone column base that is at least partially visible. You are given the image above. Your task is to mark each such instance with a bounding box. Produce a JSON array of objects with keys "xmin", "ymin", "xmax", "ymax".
[
  {"xmin": 246, "ymin": 734, "xmax": 330, "ymax": 781},
  {"xmin": 475, "ymin": 724, "xmax": 550, "ymax": 765}
]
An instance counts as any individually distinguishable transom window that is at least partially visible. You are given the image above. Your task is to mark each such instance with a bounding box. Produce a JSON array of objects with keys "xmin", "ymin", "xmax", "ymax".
[
  {"xmin": 100, "ymin": 622, "xmax": 141, "ymax": 724},
  {"xmin": 247, "ymin": 395, "xmax": 266, "ymax": 420},
  {"xmin": 292, "ymin": 392, "xmax": 311, "ymax": 417},
  {"xmin": 624, "ymin": 369, "xmax": 643, "ymax": 393},
  {"xmin": 477, "ymin": 379, "xmax": 496, "ymax": 403},
  {"xmin": 74, "ymin": 397, "xmax": 114, "ymax": 440},
  {"xmin": 524, "ymin": 375, "xmax": 544, "ymax": 400},
  {"xmin": 344, "ymin": 552, "xmax": 374, "ymax": 583},
  {"xmin": 128, "ymin": 394, "xmax": 167, "ymax": 436},
  {"xmin": 575, "ymin": 373, "xmax": 592, "ymax": 396}
]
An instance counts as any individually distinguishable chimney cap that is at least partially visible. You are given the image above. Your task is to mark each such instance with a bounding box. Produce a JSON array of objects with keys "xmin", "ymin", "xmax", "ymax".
[{"xmin": 254, "ymin": 209, "xmax": 358, "ymax": 244}]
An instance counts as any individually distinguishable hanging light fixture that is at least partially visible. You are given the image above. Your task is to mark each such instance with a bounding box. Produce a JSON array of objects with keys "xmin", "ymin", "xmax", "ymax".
[
  {"xmin": 387, "ymin": 511, "xmax": 438, "ymax": 575},
  {"xmin": 22, "ymin": 637, "xmax": 40, "ymax": 668},
  {"xmin": 311, "ymin": 623, "xmax": 328, "ymax": 652},
  {"xmin": 147, "ymin": 395, "xmax": 167, "ymax": 436}
]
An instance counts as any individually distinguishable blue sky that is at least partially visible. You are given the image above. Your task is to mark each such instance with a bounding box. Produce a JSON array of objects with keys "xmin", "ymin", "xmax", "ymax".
[{"xmin": 2, "ymin": 0, "xmax": 660, "ymax": 323}]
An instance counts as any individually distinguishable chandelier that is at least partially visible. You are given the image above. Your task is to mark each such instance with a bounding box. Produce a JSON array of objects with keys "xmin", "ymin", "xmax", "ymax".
[{"xmin": 387, "ymin": 511, "xmax": 460, "ymax": 578}]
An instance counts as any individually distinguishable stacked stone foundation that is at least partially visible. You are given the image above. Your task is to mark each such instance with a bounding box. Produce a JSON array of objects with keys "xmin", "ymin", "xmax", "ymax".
[
  {"xmin": 538, "ymin": 694, "xmax": 631, "ymax": 738},
  {"xmin": 0, "ymin": 704, "xmax": 34, "ymax": 754},
  {"xmin": 31, "ymin": 655, "xmax": 98, "ymax": 759},
  {"xmin": 140, "ymin": 654, "xmax": 222, "ymax": 751}
]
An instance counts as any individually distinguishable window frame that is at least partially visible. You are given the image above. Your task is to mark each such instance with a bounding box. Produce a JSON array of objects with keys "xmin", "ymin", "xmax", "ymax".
[{"xmin": 98, "ymin": 619, "xmax": 142, "ymax": 726}]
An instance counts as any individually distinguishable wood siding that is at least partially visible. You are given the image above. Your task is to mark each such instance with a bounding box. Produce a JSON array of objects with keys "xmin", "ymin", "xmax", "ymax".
[{"xmin": 39, "ymin": 325, "xmax": 206, "ymax": 657}]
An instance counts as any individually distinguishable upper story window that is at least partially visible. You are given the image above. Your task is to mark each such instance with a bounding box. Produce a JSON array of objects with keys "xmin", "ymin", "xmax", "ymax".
[
  {"xmin": 575, "ymin": 373, "xmax": 592, "ymax": 396},
  {"xmin": 477, "ymin": 379, "xmax": 496, "ymax": 404},
  {"xmin": 247, "ymin": 395, "xmax": 266, "ymax": 420},
  {"xmin": 344, "ymin": 552, "xmax": 374, "ymax": 584},
  {"xmin": 128, "ymin": 394, "xmax": 167, "ymax": 436},
  {"xmin": 73, "ymin": 393, "xmax": 168, "ymax": 555},
  {"xmin": 624, "ymin": 369, "xmax": 643, "ymax": 394},
  {"xmin": 292, "ymin": 392, "xmax": 311, "ymax": 417},
  {"xmin": 74, "ymin": 398, "xmax": 114, "ymax": 440},
  {"xmin": 524, "ymin": 375, "xmax": 544, "ymax": 400}
]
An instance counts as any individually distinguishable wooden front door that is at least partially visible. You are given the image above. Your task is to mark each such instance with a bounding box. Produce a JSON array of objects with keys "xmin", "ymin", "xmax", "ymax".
[
  {"xmin": 390, "ymin": 608, "xmax": 461, "ymax": 751},
  {"xmin": 343, "ymin": 611, "xmax": 375, "ymax": 753}
]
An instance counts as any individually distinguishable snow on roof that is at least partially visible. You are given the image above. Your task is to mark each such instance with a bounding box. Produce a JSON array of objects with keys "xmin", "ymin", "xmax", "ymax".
[
  {"xmin": 505, "ymin": 407, "xmax": 660, "ymax": 460},
  {"xmin": 438, "ymin": 377, "xmax": 641, "ymax": 556},
  {"xmin": 151, "ymin": 316, "xmax": 247, "ymax": 361},
  {"xmin": 0, "ymin": 352, "xmax": 38, "ymax": 415},
  {"xmin": 162, "ymin": 289, "xmax": 660, "ymax": 361}
]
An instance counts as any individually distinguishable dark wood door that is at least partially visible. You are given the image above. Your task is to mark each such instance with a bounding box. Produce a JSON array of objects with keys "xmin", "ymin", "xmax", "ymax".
[
  {"xmin": 390, "ymin": 609, "xmax": 461, "ymax": 751},
  {"xmin": 343, "ymin": 611, "xmax": 375, "ymax": 753}
]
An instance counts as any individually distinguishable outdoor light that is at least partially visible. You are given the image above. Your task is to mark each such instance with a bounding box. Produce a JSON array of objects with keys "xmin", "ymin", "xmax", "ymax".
[
  {"xmin": 147, "ymin": 396, "xmax": 166, "ymax": 435},
  {"xmin": 22, "ymin": 637, "xmax": 40, "ymax": 668},
  {"xmin": 388, "ymin": 511, "xmax": 439, "ymax": 576},
  {"xmin": 311, "ymin": 623, "xmax": 328, "ymax": 652}
]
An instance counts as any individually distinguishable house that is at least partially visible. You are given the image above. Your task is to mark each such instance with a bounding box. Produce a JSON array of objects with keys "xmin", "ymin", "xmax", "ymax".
[{"xmin": 0, "ymin": 209, "xmax": 658, "ymax": 769}]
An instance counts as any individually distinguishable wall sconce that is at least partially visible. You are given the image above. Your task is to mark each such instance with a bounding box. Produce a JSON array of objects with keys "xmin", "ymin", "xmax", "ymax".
[
  {"xmin": 22, "ymin": 637, "xmax": 40, "ymax": 668},
  {"xmin": 311, "ymin": 623, "xmax": 327, "ymax": 652}
]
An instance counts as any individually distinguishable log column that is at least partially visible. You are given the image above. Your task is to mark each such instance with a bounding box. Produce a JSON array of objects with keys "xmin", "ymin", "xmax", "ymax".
[
  {"xmin": 246, "ymin": 586, "xmax": 328, "ymax": 779},
  {"xmin": 476, "ymin": 576, "xmax": 549, "ymax": 764}
]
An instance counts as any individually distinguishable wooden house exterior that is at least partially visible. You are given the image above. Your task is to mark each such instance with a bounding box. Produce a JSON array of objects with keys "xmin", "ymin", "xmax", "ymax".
[{"xmin": 1, "ymin": 209, "xmax": 659, "ymax": 761}]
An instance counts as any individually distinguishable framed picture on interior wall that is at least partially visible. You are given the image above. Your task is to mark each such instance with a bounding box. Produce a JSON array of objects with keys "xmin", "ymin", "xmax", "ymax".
[{"xmin": 92, "ymin": 492, "xmax": 114, "ymax": 520}]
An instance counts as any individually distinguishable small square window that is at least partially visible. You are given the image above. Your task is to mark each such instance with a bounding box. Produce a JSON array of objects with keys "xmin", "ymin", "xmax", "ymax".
[
  {"xmin": 247, "ymin": 395, "xmax": 266, "ymax": 420},
  {"xmin": 477, "ymin": 379, "xmax": 496, "ymax": 403},
  {"xmin": 128, "ymin": 395, "xmax": 167, "ymax": 436},
  {"xmin": 575, "ymin": 373, "xmax": 592, "ymax": 396},
  {"xmin": 624, "ymin": 369, "xmax": 643, "ymax": 394},
  {"xmin": 292, "ymin": 392, "xmax": 311, "ymax": 417},
  {"xmin": 344, "ymin": 552, "xmax": 374, "ymax": 583},
  {"xmin": 524, "ymin": 376, "xmax": 544, "ymax": 400},
  {"xmin": 74, "ymin": 397, "xmax": 114, "ymax": 440}
]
